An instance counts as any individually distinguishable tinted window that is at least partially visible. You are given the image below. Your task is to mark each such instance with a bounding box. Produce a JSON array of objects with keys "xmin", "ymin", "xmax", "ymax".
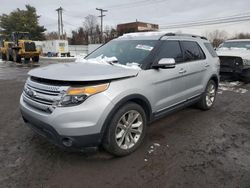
[
  {"xmin": 204, "ymin": 43, "xmax": 218, "ymax": 57},
  {"xmin": 181, "ymin": 41, "xmax": 206, "ymax": 61},
  {"xmin": 155, "ymin": 41, "xmax": 183, "ymax": 63}
]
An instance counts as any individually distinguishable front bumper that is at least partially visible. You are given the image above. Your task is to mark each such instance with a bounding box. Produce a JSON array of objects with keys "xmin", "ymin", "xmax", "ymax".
[
  {"xmin": 219, "ymin": 56, "xmax": 244, "ymax": 74},
  {"xmin": 19, "ymin": 52, "xmax": 40, "ymax": 58},
  {"xmin": 20, "ymin": 92, "xmax": 114, "ymax": 150},
  {"xmin": 219, "ymin": 56, "xmax": 250, "ymax": 79},
  {"xmin": 21, "ymin": 109, "xmax": 101, "ymax": 149}
]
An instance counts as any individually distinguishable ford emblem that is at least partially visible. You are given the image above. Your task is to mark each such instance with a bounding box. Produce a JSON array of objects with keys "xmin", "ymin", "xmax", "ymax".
[{"xmin": 27, "ymin": 89, "xmax": 36, "ymax": 98}]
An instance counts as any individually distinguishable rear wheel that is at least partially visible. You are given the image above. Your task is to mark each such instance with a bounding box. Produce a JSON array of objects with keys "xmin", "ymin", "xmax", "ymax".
[
  {"xmin": 103, "ymin": 102, "xmax": 147, "ymax": 156},
  {"xmin": 13, "ymin": 51, "xmax": 21, "ymax": 63},
  {"xmin": 1, "ymin": 53, "xmax": 6, "ymax": 60},
  {"xmin": 197, "ymin": 80, "xmax": 217, "ymax": 110},
  {"xmin": 24, "ymin": 58, "xmax": 30, "ymax": 63},
  {"xmin": 32, "ymin": 56, "xmax": 39, "ymax": 62}
]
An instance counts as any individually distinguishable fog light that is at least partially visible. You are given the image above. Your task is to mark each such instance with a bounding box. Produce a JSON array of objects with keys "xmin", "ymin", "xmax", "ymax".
[{"xmin": 62, "ymin": 137, "xmax": 73, "ymax": 147}]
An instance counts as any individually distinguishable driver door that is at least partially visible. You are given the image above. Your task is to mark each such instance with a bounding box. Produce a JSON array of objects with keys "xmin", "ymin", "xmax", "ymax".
[{"xmin": 143, "ymin": 40, "xmax": 188, "ymax": 114}]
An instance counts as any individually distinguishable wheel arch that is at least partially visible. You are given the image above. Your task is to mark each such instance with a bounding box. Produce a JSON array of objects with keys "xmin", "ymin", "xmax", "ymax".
[
  {"xmin": 209, "ymin": 74, "xmax": 219, "ymax": 88},
  {"xmin": 100, "ymin": 94, "xmax": 152, "ymax": 141}
]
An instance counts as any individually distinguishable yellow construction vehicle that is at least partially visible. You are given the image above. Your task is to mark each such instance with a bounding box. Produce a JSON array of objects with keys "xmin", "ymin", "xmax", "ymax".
[
  {"xmin": 8, "ymin": 32, "xmax": 40, "ymax": 63},
  {"xmin": 0, "ymin": 41, "xmax": 14, "ymax": 61}
]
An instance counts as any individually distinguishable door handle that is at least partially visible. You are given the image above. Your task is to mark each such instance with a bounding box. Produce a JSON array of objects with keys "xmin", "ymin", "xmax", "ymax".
[
  {"xmin": 179, "ymin": 69, "xmax": 187, "ymax": 74},
  {"xmin": 205, "ymin": 64, "xmax": 210, "ymax": 67}
]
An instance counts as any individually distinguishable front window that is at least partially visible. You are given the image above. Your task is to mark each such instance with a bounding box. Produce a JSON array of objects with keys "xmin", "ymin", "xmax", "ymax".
[
  {"xmin": 86, "ymin": 40, "xmax": 158, "ymax": 65},
  {"xmin": 220, "ymin": 41, "xmax": 250, "ymax": 50}
]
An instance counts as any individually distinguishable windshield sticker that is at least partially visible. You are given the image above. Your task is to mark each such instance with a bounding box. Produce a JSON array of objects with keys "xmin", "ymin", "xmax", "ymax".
[{"xmin": 136, "ymin": 44, "xmax": 153, "ymax": 51}]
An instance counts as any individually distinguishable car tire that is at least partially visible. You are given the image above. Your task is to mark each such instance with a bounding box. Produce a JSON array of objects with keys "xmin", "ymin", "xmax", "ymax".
[
  {"xmin": 197, "ymin": 80, "xmax": 217, "ymax": 110},
  {"xmin": 1, "ymin": 53, "xmax": 6, "ymax": 60},
  {"xmin": 103, "ymin": 102, "xmax": 147, "ymax": 156},
  {"xmin": 13, "ymin": 51, "xmax": 21, "ymax": 63},
  {"xmin": 32, "ymin": 56, "xmax": 39, "ymax": 63},
  {"xmin": 241, "ymin": 77, "xmax": 250, "ymax": 84}
]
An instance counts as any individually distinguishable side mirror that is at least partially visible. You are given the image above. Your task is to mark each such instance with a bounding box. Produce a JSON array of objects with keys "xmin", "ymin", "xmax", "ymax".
[{"xmin": 153, "ymin": 58, "xmax": 176, "ymax": 69}]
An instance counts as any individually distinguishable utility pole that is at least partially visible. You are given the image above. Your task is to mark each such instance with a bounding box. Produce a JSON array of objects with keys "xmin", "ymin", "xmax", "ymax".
[
  {"xmin": 96, "ymin": 8, "xmax": 108, "ymax": 43},
  {"xmin": 56, "ymin": 7, "xmax": 63, "ymax": 39}
]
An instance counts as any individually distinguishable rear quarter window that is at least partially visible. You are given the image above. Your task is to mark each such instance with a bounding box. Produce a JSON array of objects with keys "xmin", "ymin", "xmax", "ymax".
[
  {"xmin": 204, "ymin": 43, "xmax": 218, "ymax": 57},
  {"xmin": 181, "ymin": 41, "xmax": 206, "ymax": 62}
]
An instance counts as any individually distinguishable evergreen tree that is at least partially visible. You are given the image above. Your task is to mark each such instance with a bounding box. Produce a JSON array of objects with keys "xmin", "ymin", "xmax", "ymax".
[{"xmin": 0, "ymin": 5, "xmax": 46, "ymax": 40}]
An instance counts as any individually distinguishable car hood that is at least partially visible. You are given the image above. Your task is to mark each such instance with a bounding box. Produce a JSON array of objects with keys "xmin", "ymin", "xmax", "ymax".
[
  {"xmin": 28, "ymin": 62, "xmax": 140, "ymax": 81},
  {"xmin": 217, "ymin": 49, "xmax": 250, "ymax": 60}
]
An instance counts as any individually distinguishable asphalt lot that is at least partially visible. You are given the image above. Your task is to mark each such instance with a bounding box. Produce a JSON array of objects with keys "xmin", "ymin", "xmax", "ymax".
[{"xmin": 0, "ymin": 60, "xmax": 250, "ymax": 188}]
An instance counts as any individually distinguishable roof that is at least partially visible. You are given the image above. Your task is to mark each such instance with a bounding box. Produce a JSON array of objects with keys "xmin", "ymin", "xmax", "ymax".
[
  {"xmin": 117, "ymin": 32, "xmax": 208, "ymax": 41},
  {"xmin": 225, "ymin": 39, "xmax": 250, "ymax": 42}
]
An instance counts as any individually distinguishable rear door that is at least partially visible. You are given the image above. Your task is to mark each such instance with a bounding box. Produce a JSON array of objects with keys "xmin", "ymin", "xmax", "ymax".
[{"xmin": 180, "ymin": 41, "xmax": 207, "ymax": 98}]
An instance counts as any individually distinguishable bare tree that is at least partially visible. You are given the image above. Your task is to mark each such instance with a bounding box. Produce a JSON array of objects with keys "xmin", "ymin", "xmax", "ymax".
[
  {"xmin": 205, "ymin": 30, "xmax": 228, "ymax": 47},
  {"xmin": 69, "ymin": 14, "xmax": 117, "ymax": 45},
  {"xmin": 103, "ymin": 25, "xmax": 117, "ymax": 42},
  {"xmin": 232, "ymin": 33, "xmax": 250, "ymax": 39},
  {"xmin": 45, "ymin": 31, "xmax": 60, "ymax": 40},
  {"xmin": 83, "ymin": 15, "xmax": 99, "ymax": 44}
]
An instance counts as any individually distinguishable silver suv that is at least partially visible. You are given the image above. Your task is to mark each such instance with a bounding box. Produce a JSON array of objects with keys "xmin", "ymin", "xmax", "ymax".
[{"xmin": 20, "ymin": 32, "xmax": 220, "ymax": 156}]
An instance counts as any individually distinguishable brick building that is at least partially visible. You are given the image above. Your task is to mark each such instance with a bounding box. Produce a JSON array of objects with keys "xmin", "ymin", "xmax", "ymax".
[{"xmin": 117, "ymin": 21, "xmax": 159, "ymax": 36}]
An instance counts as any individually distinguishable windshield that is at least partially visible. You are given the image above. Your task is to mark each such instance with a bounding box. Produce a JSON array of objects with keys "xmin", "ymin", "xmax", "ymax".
[
  {"xmin": 86, "ymin": 40, "xmax": 158, "ymax": 65},
  {"xmin": 220, "ymin": 41, "xmax": 250, "ymax": 49}
]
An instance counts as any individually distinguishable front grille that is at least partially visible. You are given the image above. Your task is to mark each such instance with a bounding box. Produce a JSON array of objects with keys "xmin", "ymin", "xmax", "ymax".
[
  {"xmin": 22, "ymin": 77, "xmax": 69, "ymax": 113},
  {"xmin": 24, "ymin": 42, "xmax": 36, "ymax": 52},
  {"xmin": 219, "ymin": 56, "xmax": 243, "ymax": 73}
]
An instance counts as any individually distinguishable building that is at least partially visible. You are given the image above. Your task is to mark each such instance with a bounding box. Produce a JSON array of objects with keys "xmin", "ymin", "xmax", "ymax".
[{"xmin": 117, "ymin": 21, "xmax": 159, "ymax": 36}]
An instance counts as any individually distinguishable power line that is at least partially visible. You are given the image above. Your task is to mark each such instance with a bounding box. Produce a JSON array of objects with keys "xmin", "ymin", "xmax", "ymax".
[
  {"xmin": 103, "ymin": 0, "xmax": 167, "ymax": 9},
  {"xmin": 160, "ymin": 13, "xmax": 250, "ymax": 29},
  {"xmin": 104, "ymin": 0, "xmax": 152, "ymax": 8},
  {"xmin": 161, "ymin": 13, "xmax": 250, "ymax": 27},
  {"xmin": 96, "ymin": 8, "xmax": 108, "ymax": 43},
  {"xmin": 63, "ymin": 0, "xmax": 167, "ymax": 20}
]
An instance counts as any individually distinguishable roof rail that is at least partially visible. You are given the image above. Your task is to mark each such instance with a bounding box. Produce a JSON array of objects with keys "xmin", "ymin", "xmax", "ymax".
[{"xmin": 159, "ymin": 33, "xmax": 207, "ymax": 40}]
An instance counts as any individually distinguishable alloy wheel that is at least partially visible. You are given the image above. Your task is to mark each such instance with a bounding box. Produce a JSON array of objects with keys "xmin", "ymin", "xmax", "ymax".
[
  {"xmin": 206, "ymin": 83, "xmax": 216, "ymax": 107},
  {"xmin": 115, "ymin": 110, "xmax": 143, "ymax": 150}
]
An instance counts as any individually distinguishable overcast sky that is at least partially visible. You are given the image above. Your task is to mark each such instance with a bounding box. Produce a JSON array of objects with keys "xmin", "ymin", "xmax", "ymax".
[{"xmin": 0, "ymin": 0, "xmax": 249, "ymax": 37}]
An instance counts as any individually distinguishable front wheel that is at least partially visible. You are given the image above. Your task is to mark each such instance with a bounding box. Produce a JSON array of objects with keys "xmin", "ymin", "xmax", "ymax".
[
  {"xmin": 32, "ymin": 56, "xmax": 39, "ymax": 62},
  {"xmin": 13, "ymin": 51, "xmax": 21, "ymax": 63},
  {"xmin": 241, "ymin": 77, "xmax": 250, "ymax": 84},
  {"xmin": 1, "ymin": 53, "xmax": 7, "ymax": 60},
  {"xmin": 197, "ymin": 80, "xmax": 217, "ymax": 110},
  {"xmin": 103, "ymin": 102, "xmax": 147, "ymax": 156}
]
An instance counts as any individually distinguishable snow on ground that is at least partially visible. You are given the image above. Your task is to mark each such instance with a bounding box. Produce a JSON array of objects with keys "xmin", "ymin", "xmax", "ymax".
[
  {"xmin": 144, "ymin": 143, "xmax": 162, "ymax": 162},
  {"xmin": 218, "ymin": 81, "xmax": 248, "ymax": 94},
  {"xmin": 147, "ymin": 143, "xmax": 161, "ymax": 155}
]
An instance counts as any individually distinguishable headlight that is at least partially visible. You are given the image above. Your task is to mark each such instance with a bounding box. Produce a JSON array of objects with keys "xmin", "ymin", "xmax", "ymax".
[
  {"xmin": 243, "ymin": 59, "xmax": 250, "ymax": 66},
  {"xmin": 57, "ymin": 83, "xmax": 109, "ymax": 107}
]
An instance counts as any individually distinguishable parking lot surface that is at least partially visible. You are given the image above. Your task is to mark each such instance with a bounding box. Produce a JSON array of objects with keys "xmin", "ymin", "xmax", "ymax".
[{"xmin": 0, "ymin": 60, "xmax": 250, "ymax": 188}]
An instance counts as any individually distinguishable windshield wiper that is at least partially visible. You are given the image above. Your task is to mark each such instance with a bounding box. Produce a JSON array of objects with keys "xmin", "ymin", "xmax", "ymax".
[{"xmin": 107, "ymin": 60, "xmax": 119, "ymax": 66}]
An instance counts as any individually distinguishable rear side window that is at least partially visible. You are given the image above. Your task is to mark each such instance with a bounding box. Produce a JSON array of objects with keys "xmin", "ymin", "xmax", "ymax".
[
  {"xmin": 155, "ymin": 41, "xmax": 183, "ymax": 63},
  {"xmin": 181, "ymin": 41, "xmax": 206, "ymax": 61},
  {"xmin": 204, "ymin": 43, "xmax": 218, "ymax": 57}
]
